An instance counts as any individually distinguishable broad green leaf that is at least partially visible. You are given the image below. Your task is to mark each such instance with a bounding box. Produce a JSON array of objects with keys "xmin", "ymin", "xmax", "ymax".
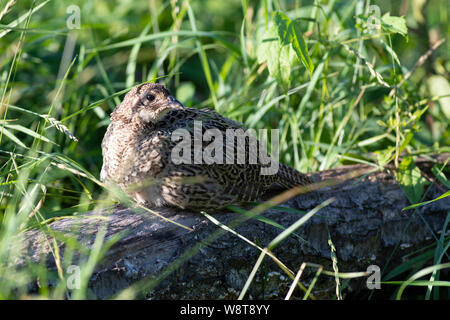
[
  {"xmin": 381, "ymin": 13, "xmax": 408, "ymax": 40},
  {"xmin": 273, "ymin": 11, "xmax": 291, "ymax": 45},
  {"xmin": 402, "ymin": 154, "xmax": 450, "ymax": 211},
  {"xmin": 272, "ymin": 11, "xmax": 314, "ymax": 76},
  {"xmin": 394, "ymin": 156, "xmax": 429, "ymax": 204},
  {"xmin": 289, "ymin": 20, "xmax": 314, "ymax": 75},
  {"xmin": 257, "ymin": 26, "xmax": 294, "ymax": 88}
]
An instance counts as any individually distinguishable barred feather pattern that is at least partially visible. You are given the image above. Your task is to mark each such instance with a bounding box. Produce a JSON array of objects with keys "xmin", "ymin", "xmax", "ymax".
[{"xmin": 101, "ymin": 83, "xmax": 312, "ymax": 210}]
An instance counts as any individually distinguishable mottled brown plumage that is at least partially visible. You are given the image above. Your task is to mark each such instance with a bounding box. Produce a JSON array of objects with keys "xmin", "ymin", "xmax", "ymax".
[{"xmin": 101, "ymin": 83, "xmax": 312, "ymax": 209}]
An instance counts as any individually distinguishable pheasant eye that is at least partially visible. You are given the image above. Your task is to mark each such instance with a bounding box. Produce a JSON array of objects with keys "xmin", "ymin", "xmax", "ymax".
[{"xmin": 146, "ymin": 94, "xmax": 156, "ymax": 102}]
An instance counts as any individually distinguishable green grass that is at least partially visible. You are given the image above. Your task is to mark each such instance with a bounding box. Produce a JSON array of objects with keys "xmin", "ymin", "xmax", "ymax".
[{"xmin": 0, "ymin": 0, "xmax": 449, "ymax": 299}]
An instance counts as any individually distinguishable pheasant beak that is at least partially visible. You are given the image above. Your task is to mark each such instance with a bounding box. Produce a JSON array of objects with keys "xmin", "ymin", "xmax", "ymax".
[{"xmin": 167, "ymin": 95, "xmax": 183, "ymax": 109}]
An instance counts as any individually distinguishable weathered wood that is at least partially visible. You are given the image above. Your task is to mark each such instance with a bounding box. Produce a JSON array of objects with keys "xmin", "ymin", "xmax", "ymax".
[{"xmin": 19, "ymin": 154, "xmax": 450, "ymax": 299}]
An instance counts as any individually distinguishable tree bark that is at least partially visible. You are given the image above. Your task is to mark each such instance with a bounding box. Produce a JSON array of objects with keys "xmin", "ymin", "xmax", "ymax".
[{"xmin": 19, "ymin": 154, "xmax": 450, "ymax": 299}]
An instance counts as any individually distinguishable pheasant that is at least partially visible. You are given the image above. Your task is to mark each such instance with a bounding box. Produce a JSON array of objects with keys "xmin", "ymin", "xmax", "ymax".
[{"xmin": 100, "ymin": 83, "xmax": 312, "ymax": 210}]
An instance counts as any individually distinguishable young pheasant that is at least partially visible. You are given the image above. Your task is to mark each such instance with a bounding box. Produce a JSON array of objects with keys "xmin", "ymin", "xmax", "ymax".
[{"xmin": 100, "ymin": 83, "xmax": 312, "ymax": 210}]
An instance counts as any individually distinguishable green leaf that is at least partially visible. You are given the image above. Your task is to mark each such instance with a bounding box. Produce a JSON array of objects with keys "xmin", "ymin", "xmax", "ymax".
[
  {"xmin": 412, "ymin": 105, "xmax": 429, "ymax": 121},
  {"xmin": 381, "ymin": 13, "xmax": 408, "ymax": 40},
  {"xmin": 229, "ymin": 205, "xmax": 306, "ymax": 242},
  {"xmin": 1, "ymin": 127, "xmax": 27, "ymax": 148},
  {"xmin": 257, "ymin": 26, "xmax": 294, "ymax": 88},
  {"xmin": 272, "ymin": 11, "xmax": 314, "ymax": 76},
  {"xmin": 272, "ymin": 11, "xmax": 291, "ymax": 45},
  {"xmin": 432, "ymin": 164, "xmax": 450, "ymax": 189},
  {"xmin": 394, "ymin": 156, "xmax": 429, "ymax": 204},
  {"xmin": 5, "ymin": 124, "xmax": 56, "ymax": 145},
  {"xmin": 375, "ymin": 146, "xmax": 394, "ymax": 166},
  {"xmin": 403, "ymin": 191, "xmax": 450, "ymax": 211},
  {"xmin": 289, "ymin": 20, "xmax": 314, "ymax": 75},
  {"xmin": 257, "ymin": 12, "xmax": 314, "ymax": 87},
  {"xmin": 398, "ymin": 131, "xmax": 414, "ymax": 154}
]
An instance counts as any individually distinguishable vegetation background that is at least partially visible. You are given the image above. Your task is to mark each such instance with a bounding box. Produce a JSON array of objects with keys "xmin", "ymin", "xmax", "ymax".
[{"xmin": 0, "ymin": 0, "xmax": 448, "ymax": 299}]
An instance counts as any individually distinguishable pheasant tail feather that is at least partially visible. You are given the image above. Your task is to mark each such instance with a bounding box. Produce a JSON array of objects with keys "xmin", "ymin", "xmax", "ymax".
[{"xmin": 275, "ymin": 163, "xmax": 313, "ymax": 189}]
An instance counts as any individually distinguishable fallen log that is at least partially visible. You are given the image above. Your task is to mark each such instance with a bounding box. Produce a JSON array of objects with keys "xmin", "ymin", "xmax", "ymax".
[{"xmin": 19, "ymin": 154, "xmax": 450, "ymax": 299}]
